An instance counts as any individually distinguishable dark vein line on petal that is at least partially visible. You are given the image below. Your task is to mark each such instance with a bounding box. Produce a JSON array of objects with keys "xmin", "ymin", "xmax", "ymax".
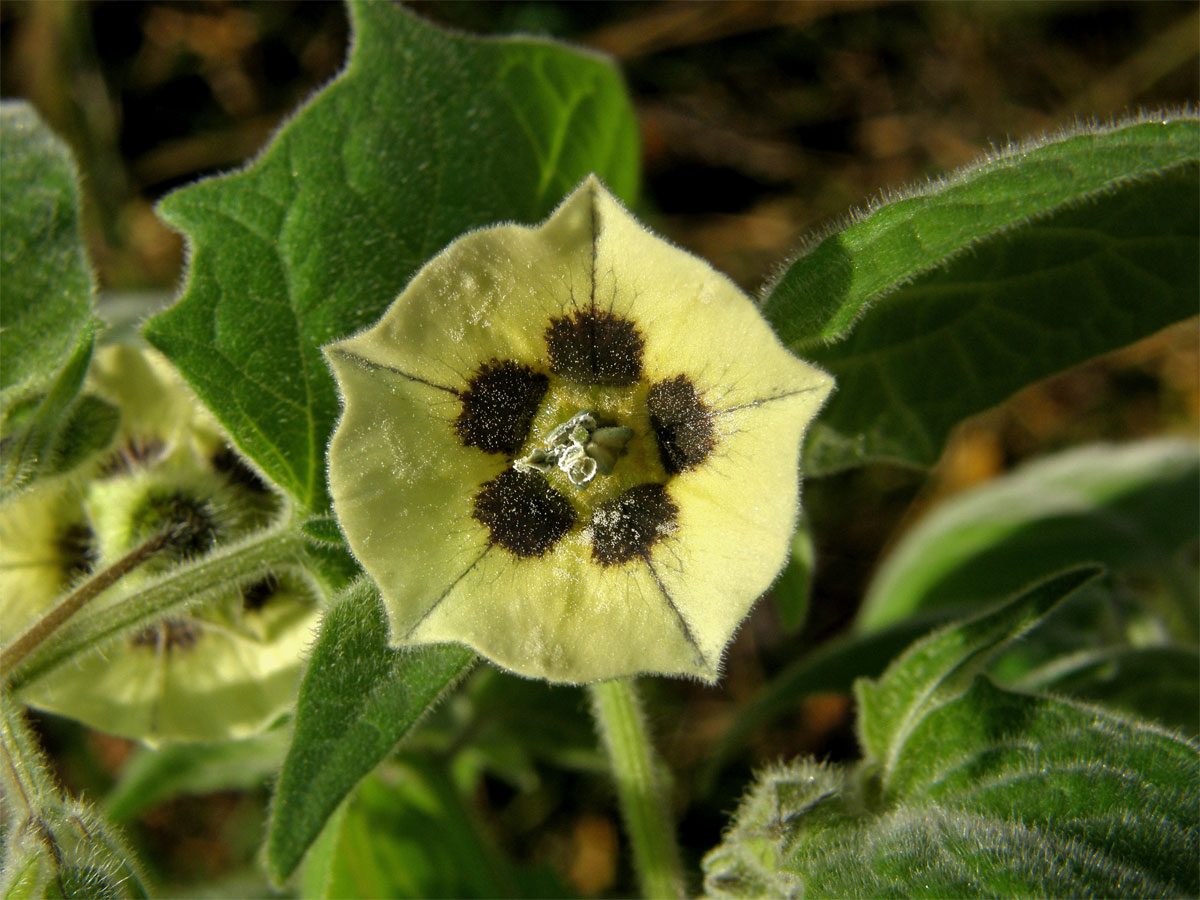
[
  {"xmin": 588, "ymin": 187, "xmax": 600, "ymax": 375},
  {"xmin": 710, "ymin": 385, "xmax": 823, "ymax": 418},
  {"xmin": 642, "ymin": 552, "xmax": 706, "ymax": 669},
  {"xmin": 588, "ymin": 183, "xmax": 599, "ymax": 313},
  {"xmin": 405, "ymin": 545, "xmax": 492, "ymax": 637},
  {"xmin": 331, "ymin": 349, "xmax": 460, "ymax": 396}
]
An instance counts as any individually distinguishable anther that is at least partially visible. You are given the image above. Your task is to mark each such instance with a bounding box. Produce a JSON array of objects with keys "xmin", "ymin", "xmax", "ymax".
[{"xmin": 514, "ymin": 411, "xmax": 634, "ymax": 488}]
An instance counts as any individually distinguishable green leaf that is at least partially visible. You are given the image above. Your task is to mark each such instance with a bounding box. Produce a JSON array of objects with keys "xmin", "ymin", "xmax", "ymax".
[
  {"xmin": 887, "ymin": 679, "xmax": 1197, "ymax": 890},
  {"xmin": 763, "ymin": 115, "xmax": 1200, "ymax": 472},
  {"xmin": 145, "ymin": 1, "xmax": 640, "ymax": 512},
  {"xmin": 1, "ymin": 330, "xmax": 118, "ymax": 500},
  {"xmin": 855, "ymin": 440, "xmax": 1198, "ymax": 731},
  {"xmin": 0, "ymin": 102, "xmax": 95, "ymax": 408},
  {"xmin": 266, "ymin": 578, "xmax": 476, "ymax": 884},
  {"xmin": 859, "ymin": 439, "xmax": 1200, "ymax": 631},
  {"xmin": 103, "ymin": 729, "xmax": 291, "ymax": 824},
  {"xmin": 702, "ymin": 571, "xmax": 1199, "ymax": 899},
  {"xmin": 0, "ymin": 104, "xmax": 113, "ymax": 498},
  {"xmin": 46, "ymin": 395, "xmax": 119, "ymax": 476},
  {"xmin": 301, "ymin": 760, "xmax": 568, "ymax": 900},
  {"xmin": 854, "ymin": 565, "xmax": 1101, "ymax": 787},
  {"xmin": 1012, "ymin": 644, "xmax": 1200, "ymax": 737},
  {"xmin": 768, "ymin": 115, "xmax": 1197, "ymax": 349},
  {"xmin": 705, "ymin": 684, "xmax": 1199, "ymax": 899},
  {"xmin": 771, "ymin": 520, "xmax": 814, "ymax": 632}
]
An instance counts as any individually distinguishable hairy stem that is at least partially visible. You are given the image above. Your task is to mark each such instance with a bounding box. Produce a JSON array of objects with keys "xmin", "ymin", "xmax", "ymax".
[
  {"xmin": 0, "ymin": 688, "xmax": 56, "ymax": 819},
  {"xmin": 0, "ymin": 528, "xmax": 174, "ymax": 678},
  {"xmin": 1, "ymin": 690, "xmax": 150, "ymax": 898},
  {"xmin": 589, "ymin": 678, "xmax": 684, "ymax": 899},
  {"xmin": 6, "ymin": 527, "xmax": 305, "ymax": 690}
]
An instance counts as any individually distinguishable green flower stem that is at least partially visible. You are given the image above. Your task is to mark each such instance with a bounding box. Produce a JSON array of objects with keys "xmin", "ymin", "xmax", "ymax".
[
  {"xmin": 0, "ymin": 527, "xmax": 175, "ymax": 678},
  {"xmin": 589, "ymin": 678, "xmax": 684, "ymax": 899},
  {"xmin": 6, "ymin": 527, "xmax": 306, "ymax": 691}
]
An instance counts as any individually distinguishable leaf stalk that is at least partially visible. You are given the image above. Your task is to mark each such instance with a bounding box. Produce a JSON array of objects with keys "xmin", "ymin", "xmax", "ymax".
[
  {"xmin": 5, "ymin": 527, "xmax": 305, "ymax": 690},
  {"xmin": 0, "ymin": 527, "xmax": 175, "ymax": 678}
]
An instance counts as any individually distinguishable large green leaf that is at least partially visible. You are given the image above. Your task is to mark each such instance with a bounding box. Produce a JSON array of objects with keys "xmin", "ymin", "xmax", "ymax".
[
  {"xmin": 702, "ymin": 568, "xmax": 1200, "ymax": 899},
  {"xmin": 0, "ymin": 102, "xmax": 95, "ymax": 408},
  {"xmin": 266, "ymin": 578, "xmax": 475, "ymax": 884},
  {"xmin": 704, "ymin": 684, "xmax": 1199, "ymax": 899},
  {"xmin": 145, "ymin": 0, "xmax": 639, "ymax": 511},
  {"xmin": 0, "ymin": 103, "xmax": 108, "ymax": 498},
  {"xmin": 859, "ymin": 439, "xmax": 1199, "ymax": 631},
  {"xmin": 763, "ymin": 115, "xmax": 1199, "ymax": 472}
]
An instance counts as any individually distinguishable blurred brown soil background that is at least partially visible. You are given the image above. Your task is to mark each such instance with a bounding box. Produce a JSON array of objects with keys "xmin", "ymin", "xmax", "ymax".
[{"xmin": 2, "ymin": 2, "xmax": 1196, "ymax": 896}]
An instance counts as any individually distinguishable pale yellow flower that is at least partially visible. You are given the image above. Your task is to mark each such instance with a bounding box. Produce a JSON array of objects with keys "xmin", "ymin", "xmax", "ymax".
[
  {"xmin": 326, "ymin": 178, "xmax": 832, "ymax": 684},
  {"xmin": 1, "ymin": 345, "xmax": 319, "ymax": 744}
]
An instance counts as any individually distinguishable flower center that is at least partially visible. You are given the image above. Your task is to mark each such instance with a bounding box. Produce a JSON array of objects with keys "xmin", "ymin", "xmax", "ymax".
[{"xmin": 514, "ymin": 410, "xmax": 634, "ymax": 488}]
